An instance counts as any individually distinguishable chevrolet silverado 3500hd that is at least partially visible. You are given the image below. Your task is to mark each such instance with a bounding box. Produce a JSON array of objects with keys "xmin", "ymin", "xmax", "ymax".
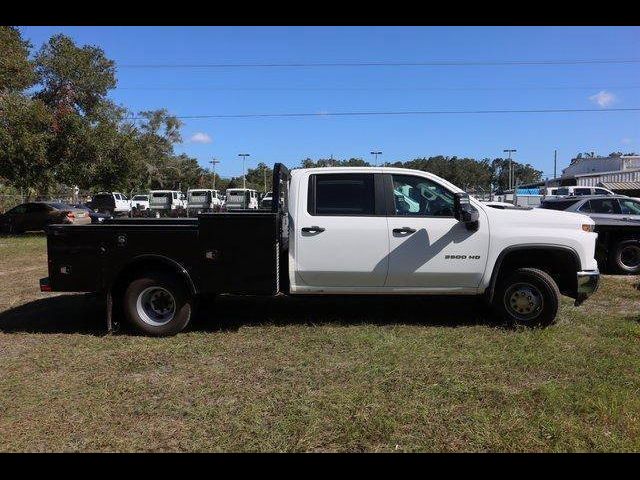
[{"xmin": 41, "ymin": 164, "xmax": 599, "ymax": 336}]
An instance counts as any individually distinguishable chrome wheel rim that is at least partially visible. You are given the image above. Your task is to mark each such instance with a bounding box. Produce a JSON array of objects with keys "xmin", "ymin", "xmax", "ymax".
[
  {"xmin": 620, "ymin": 245, "xmax": 640, "ymax": 269},
  {"xmin": 504, "ymin": 282, "xmax": 544, "ymax": 321},
  {"xmin": 136, "ymin": 286, "xmax": 176, "ymax": 326}
]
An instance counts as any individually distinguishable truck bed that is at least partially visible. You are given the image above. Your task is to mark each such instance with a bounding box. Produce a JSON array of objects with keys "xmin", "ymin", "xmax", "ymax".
[{"xmin": 46, "ymin": 212, "xmax": 286, "ymax": 296}]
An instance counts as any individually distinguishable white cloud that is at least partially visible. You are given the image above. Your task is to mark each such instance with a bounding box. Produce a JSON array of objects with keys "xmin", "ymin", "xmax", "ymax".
[
  {"xmin": 189, "ymin": 132, "xmax": 212, "ymax": 144},
  {"xmin": 589, "ymin": 90, "xmax": 617, "ymax": 108}
]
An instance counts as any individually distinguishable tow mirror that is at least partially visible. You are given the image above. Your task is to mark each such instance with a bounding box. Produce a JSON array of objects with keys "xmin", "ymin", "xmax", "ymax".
[{"xmin": 454, "ymin": 192, "xmax": 480, "ymax": 230}]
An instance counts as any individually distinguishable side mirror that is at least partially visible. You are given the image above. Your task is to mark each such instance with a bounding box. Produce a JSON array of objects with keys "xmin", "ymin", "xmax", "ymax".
[{"xmin": 454, "ymin": 192, "xmax": 480, "ymax": 230}]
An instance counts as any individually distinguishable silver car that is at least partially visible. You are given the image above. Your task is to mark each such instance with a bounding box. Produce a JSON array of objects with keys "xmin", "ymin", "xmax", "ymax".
[{"xmin": 541, "ymin": 195, "xmax": 640, "ymax": 221}]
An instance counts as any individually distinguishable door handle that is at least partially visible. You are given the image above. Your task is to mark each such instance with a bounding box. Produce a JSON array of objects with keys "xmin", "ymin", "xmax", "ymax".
[
  {"xmin": 302, "ymin": 226, "xmax": 325, "ymax": 233},
  {"xmin": 393, "ymin": 227, "xmax": 417, "ymax": 235}
]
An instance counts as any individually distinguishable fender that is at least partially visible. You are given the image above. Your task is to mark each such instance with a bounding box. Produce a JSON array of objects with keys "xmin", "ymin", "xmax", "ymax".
[{"xmin": 486, "ymin": 244, "xmax": 581, "ymax": 303}]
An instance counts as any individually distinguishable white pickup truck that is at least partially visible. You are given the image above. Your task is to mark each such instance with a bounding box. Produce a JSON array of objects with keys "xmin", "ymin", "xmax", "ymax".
[{"xmin": 41, "ymin": 163, "xmax": 599, "ymax": 336}]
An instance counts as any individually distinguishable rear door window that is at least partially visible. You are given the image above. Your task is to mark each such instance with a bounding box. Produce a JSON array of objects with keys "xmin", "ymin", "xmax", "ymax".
[{"xmin": 309, "ymin": 173, "xmax": 375, "ymax": 216}]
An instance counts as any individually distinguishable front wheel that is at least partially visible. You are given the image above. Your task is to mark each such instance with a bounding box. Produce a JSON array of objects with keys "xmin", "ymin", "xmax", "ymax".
[
  {"xmin": 123, "ymin": 272, "xmax": 193, "ymax": 336},
  {"xmin": 493, "ymin": 267, "xmax": 560, "ymax": 327}
]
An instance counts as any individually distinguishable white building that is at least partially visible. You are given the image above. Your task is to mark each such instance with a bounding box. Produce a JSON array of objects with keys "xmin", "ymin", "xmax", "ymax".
[{"xmin": 562, "ymin": 155, "xmax": 640, "ymax": 194}]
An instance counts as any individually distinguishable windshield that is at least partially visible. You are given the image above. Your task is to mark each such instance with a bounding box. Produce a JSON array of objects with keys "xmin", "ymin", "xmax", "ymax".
[
  {"xmin": 132, "ymin": 195, "xmax": 147, "ymax": 201},
  {"xmin": 151, "ymin": 193, "xmax": 171, "ymax": 203},
  {"xmin": 556, "ymin": 188, "xmax": 570, "ymax": 196}
]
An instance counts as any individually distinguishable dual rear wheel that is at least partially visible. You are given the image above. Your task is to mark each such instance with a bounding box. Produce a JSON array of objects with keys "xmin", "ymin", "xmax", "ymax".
[{"xmin": 123, "ymin": 272, "xmax": 193, "ymax": 336}]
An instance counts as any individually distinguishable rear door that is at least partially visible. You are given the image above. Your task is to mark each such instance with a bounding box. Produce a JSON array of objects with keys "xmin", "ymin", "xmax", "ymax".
[{"xmin": 295, "ymin": 172, "xmax": 389, "ymax": 287}]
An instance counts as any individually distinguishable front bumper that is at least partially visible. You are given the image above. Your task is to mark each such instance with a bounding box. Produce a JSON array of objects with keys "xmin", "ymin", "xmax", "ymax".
[{"xmin": 574, "ymin": 269, "xmax": 600, "ymax": 305}]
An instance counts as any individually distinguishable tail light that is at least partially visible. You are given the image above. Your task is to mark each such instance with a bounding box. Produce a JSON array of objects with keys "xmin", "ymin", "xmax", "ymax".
[{"xmin": 66, "ymin": 212, "xmax": 76, "ymax": 219}]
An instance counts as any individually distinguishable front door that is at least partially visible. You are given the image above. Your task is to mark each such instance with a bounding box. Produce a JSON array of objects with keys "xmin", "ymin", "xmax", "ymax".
[
  {"xmin": 295, "ymin": 172, "xmax": 389, "ymax": 287},
  {"xmin": 385, "ymin": 173, "xmax": 489, "ymax": 289}
]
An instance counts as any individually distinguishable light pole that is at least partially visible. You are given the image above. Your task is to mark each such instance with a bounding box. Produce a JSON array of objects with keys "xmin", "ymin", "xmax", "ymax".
[
  {"xmin": 503, "ymin": 149, "xmax": 517, "ymax": 190},
  {"xmin": 370, "ymin": 151, "xmax": 382, "ymax": 166},
  {"xmin": 210, "ymin": 158, "xmax": 220, "ymax": 190},
  {"xmin": 238, "ymin": 153, "xmax": 250, "ymax": 189}
]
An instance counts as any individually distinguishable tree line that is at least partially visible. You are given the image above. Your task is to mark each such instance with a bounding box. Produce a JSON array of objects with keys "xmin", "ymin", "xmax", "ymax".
[{"xmin": 2, "ymin": 26, "xmax": 544, "ymax": 201}]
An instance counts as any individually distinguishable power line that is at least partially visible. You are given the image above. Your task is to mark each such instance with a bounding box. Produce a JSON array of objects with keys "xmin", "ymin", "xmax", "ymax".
[
  {"xmin": 125, "ymin": 107, "xmax": 640, "ymax": 120},
  {"xmin": 117, "ymin": 85, "xmax": 640, "ymax": 92},
  {"xmin": 118, "ymin": 59, "xmax": 640, "ymax": 68}
]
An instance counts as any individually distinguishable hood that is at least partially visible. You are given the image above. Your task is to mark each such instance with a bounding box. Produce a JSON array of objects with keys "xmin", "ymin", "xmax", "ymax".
[{"xmin": 479, "ymin": 203, "xmax": 594, "ymax": 229}]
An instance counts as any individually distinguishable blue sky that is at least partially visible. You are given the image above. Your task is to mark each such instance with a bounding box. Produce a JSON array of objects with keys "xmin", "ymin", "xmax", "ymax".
[{"xmin": 18, "ymin": 26, "xmax": 640, "ymax": 179}]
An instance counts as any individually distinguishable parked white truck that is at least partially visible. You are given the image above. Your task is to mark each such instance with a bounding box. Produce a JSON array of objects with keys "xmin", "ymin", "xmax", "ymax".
[
  {"xmin": 225, "ymin": 188, "xmax": 259, "ymax": 210},
  {"xmin": 41, "ymin": 164, "xmax": 599, "ymax": 336},
  {"xmin": 186, "ymin": 189, "xmax": 223, "ymax": 216},
  {"xmin": 148, "ymin": 190, "xmax": 187, "ymax": 217}
]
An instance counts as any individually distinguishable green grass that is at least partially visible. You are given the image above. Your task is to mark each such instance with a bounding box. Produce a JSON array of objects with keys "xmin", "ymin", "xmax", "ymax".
[{"xmin": 0, "ymin": 234, "xmax": 639, "ymax": 451}]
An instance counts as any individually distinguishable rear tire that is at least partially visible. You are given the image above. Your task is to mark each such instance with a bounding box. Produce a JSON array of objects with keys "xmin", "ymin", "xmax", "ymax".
[
  {"xmin": 493, "ymin": 267, "xmax": 560, "ymax": 327},
  {"xmin": 610, "ymin": 239, "xmax": 640, "ymax": 274},
  {"xmin": 123, "ymin": 272, "xmax": 192, "ymax": 336}
]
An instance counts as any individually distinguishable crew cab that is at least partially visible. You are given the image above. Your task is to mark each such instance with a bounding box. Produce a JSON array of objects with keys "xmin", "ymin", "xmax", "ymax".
[{"xmin": 41, "ymin": 164, "xmax": 599, "ymax": 336}]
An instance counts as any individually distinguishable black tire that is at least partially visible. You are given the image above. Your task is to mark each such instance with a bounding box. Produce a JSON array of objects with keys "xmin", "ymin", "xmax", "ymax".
[
  {"xmin": 493, "ymin": 267, "xmax": 560, "ymax": 327},
  {"xmin": 123, "ymin": 272, "xmax": 192, "ymax": 336},
  {"xmin": 610, "ymin": 239, "xmax": 640, "ymax": 274}
]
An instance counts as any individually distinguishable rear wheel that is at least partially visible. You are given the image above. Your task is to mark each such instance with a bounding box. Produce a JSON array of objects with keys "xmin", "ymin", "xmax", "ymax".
[
  {"xmin": 123, "ymin": 272, "xmax": 192, "ymax": 336},
  {"xmin": 610, "ymin": 239, "xmax": 640, "ymax": 274},
  {"xmin": 493, "ymin": 267, "xmax": 560, "ymax": 327}
]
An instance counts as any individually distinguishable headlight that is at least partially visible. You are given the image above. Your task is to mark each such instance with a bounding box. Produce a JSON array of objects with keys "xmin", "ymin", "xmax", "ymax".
[{"xmin": 581, "ymin": 224, "xmax": 594, "ymax": 232}]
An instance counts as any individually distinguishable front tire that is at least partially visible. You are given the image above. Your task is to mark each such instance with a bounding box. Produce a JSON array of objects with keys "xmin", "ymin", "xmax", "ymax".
[
  {"xmin": 493, "ymin": 267, "xmax": 560, "ymax": 327},
  {"xmin": 610, "ymin": 239, "xmax": 640, "ymax": 274},
  {"xmin": 123, "ymin": 272, "xmax": 192, "ymax": 336}
]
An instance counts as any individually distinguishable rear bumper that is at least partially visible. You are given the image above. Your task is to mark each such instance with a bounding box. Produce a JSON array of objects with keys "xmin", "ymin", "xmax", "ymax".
[{"xmin": 574, "ymin": 269, "xmax": 600, "ymax": 305}]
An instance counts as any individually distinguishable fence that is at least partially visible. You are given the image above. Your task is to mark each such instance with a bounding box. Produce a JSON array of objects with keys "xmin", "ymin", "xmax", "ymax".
[{"xmin": 0, "ymin": 191, "xmax": 93, "ymax": 214}]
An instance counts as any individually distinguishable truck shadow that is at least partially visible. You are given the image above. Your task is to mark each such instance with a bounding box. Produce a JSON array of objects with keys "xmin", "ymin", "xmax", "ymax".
[
  {"xmin": 0, "ymin": 293, "xmax": 497, "ymax": 335},
  {"xmin": 0, "ymin": 294, "xmax": 106, "ymax": 335},
  {"xmin": 193, "ymin": 294, "xmax": 498, "ymax": 333}
]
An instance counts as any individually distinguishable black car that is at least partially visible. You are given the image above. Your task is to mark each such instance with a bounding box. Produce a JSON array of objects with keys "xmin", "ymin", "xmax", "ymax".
[{"xmin": 70, "ymin": 204, "xmax": 111, "ymax": 224}]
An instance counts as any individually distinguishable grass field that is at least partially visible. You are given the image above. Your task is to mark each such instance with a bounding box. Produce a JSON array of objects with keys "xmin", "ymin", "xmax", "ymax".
[{"xmin": 0, "ymin": 234, "xmax": 639, "ymax": 452}]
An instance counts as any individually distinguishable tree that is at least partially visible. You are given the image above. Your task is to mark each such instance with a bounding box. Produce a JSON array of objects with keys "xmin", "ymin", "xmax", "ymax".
[
  {"xmin": 34, "ymin": 34, "xmax": 116, "ymax": 118},
  {"xmin": 0, "ymin": 93, "xmax": 54, "ymax": 196},
  {"xmin": 0, "ymin": 26, "xmax": 38, "ymax": 92}
]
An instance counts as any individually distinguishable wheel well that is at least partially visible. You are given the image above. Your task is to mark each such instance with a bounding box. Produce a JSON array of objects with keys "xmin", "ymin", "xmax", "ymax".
[
  {"xmin": 110, "ymin": 257, "xmax": 195, "ymax": 306},
  {"xmin": 491, "ymin": 247, "xmax": 579, "ymax": 298}
]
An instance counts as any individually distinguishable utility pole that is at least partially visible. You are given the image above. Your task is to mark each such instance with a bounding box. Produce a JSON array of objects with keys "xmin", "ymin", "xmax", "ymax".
[
  {"xmin": 210, "ymin": 158, "xmax": 220, "ymax": 190},
  {"xmin": 370, "ymin": 151, "xmax": 382, "ymax": 166},
  {"xmin": 553, "ymin": 149, "xmax": 557, "ymax": 180},
  {"xmin": 238, "ymin": 153, "xmax": 250, "ymax": 189},
  {"xmin": 263, "ymin": 165, "xmax": 267, "ymax": 193},
  {"xmin": 503, "ymin": 149, "xmax": 517, "ymax": 190}
]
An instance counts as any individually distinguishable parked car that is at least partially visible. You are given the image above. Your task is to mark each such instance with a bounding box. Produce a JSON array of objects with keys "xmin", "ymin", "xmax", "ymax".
[
  {"xmin": 148, "ymin": 190, "xmax": 187, "ymax": 218},
  {"xmin": 225, "ymin": 188, "xmax": 259, "ymax": 210},
  {"xmin": 70, "ymin": 203, "xmax": 111, "ymax": 224},
  {"xmin": 1, "ymin": 202, "xmax": 91, "ymax": 233},
  {"xmin": 540, "ymin": 195, "xmax": 640, "ymax": 273},
  {"xmin": 40, "ymin": 163, "xmax": 599, "ymax": 336},
  {"xmin": 186, "ymin": 189, "xmax": 223, "ymax": 216},
  {"xmin": 130, "ymin": 195, "xmax": 150, "ymax": 213},
  {"xmin": 545, "ymin": 186, "xmax": 616, "ymax": 198},
  {"xmin": 90, "ymin": 192, "xmax": 132, "ymax": 216}
]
